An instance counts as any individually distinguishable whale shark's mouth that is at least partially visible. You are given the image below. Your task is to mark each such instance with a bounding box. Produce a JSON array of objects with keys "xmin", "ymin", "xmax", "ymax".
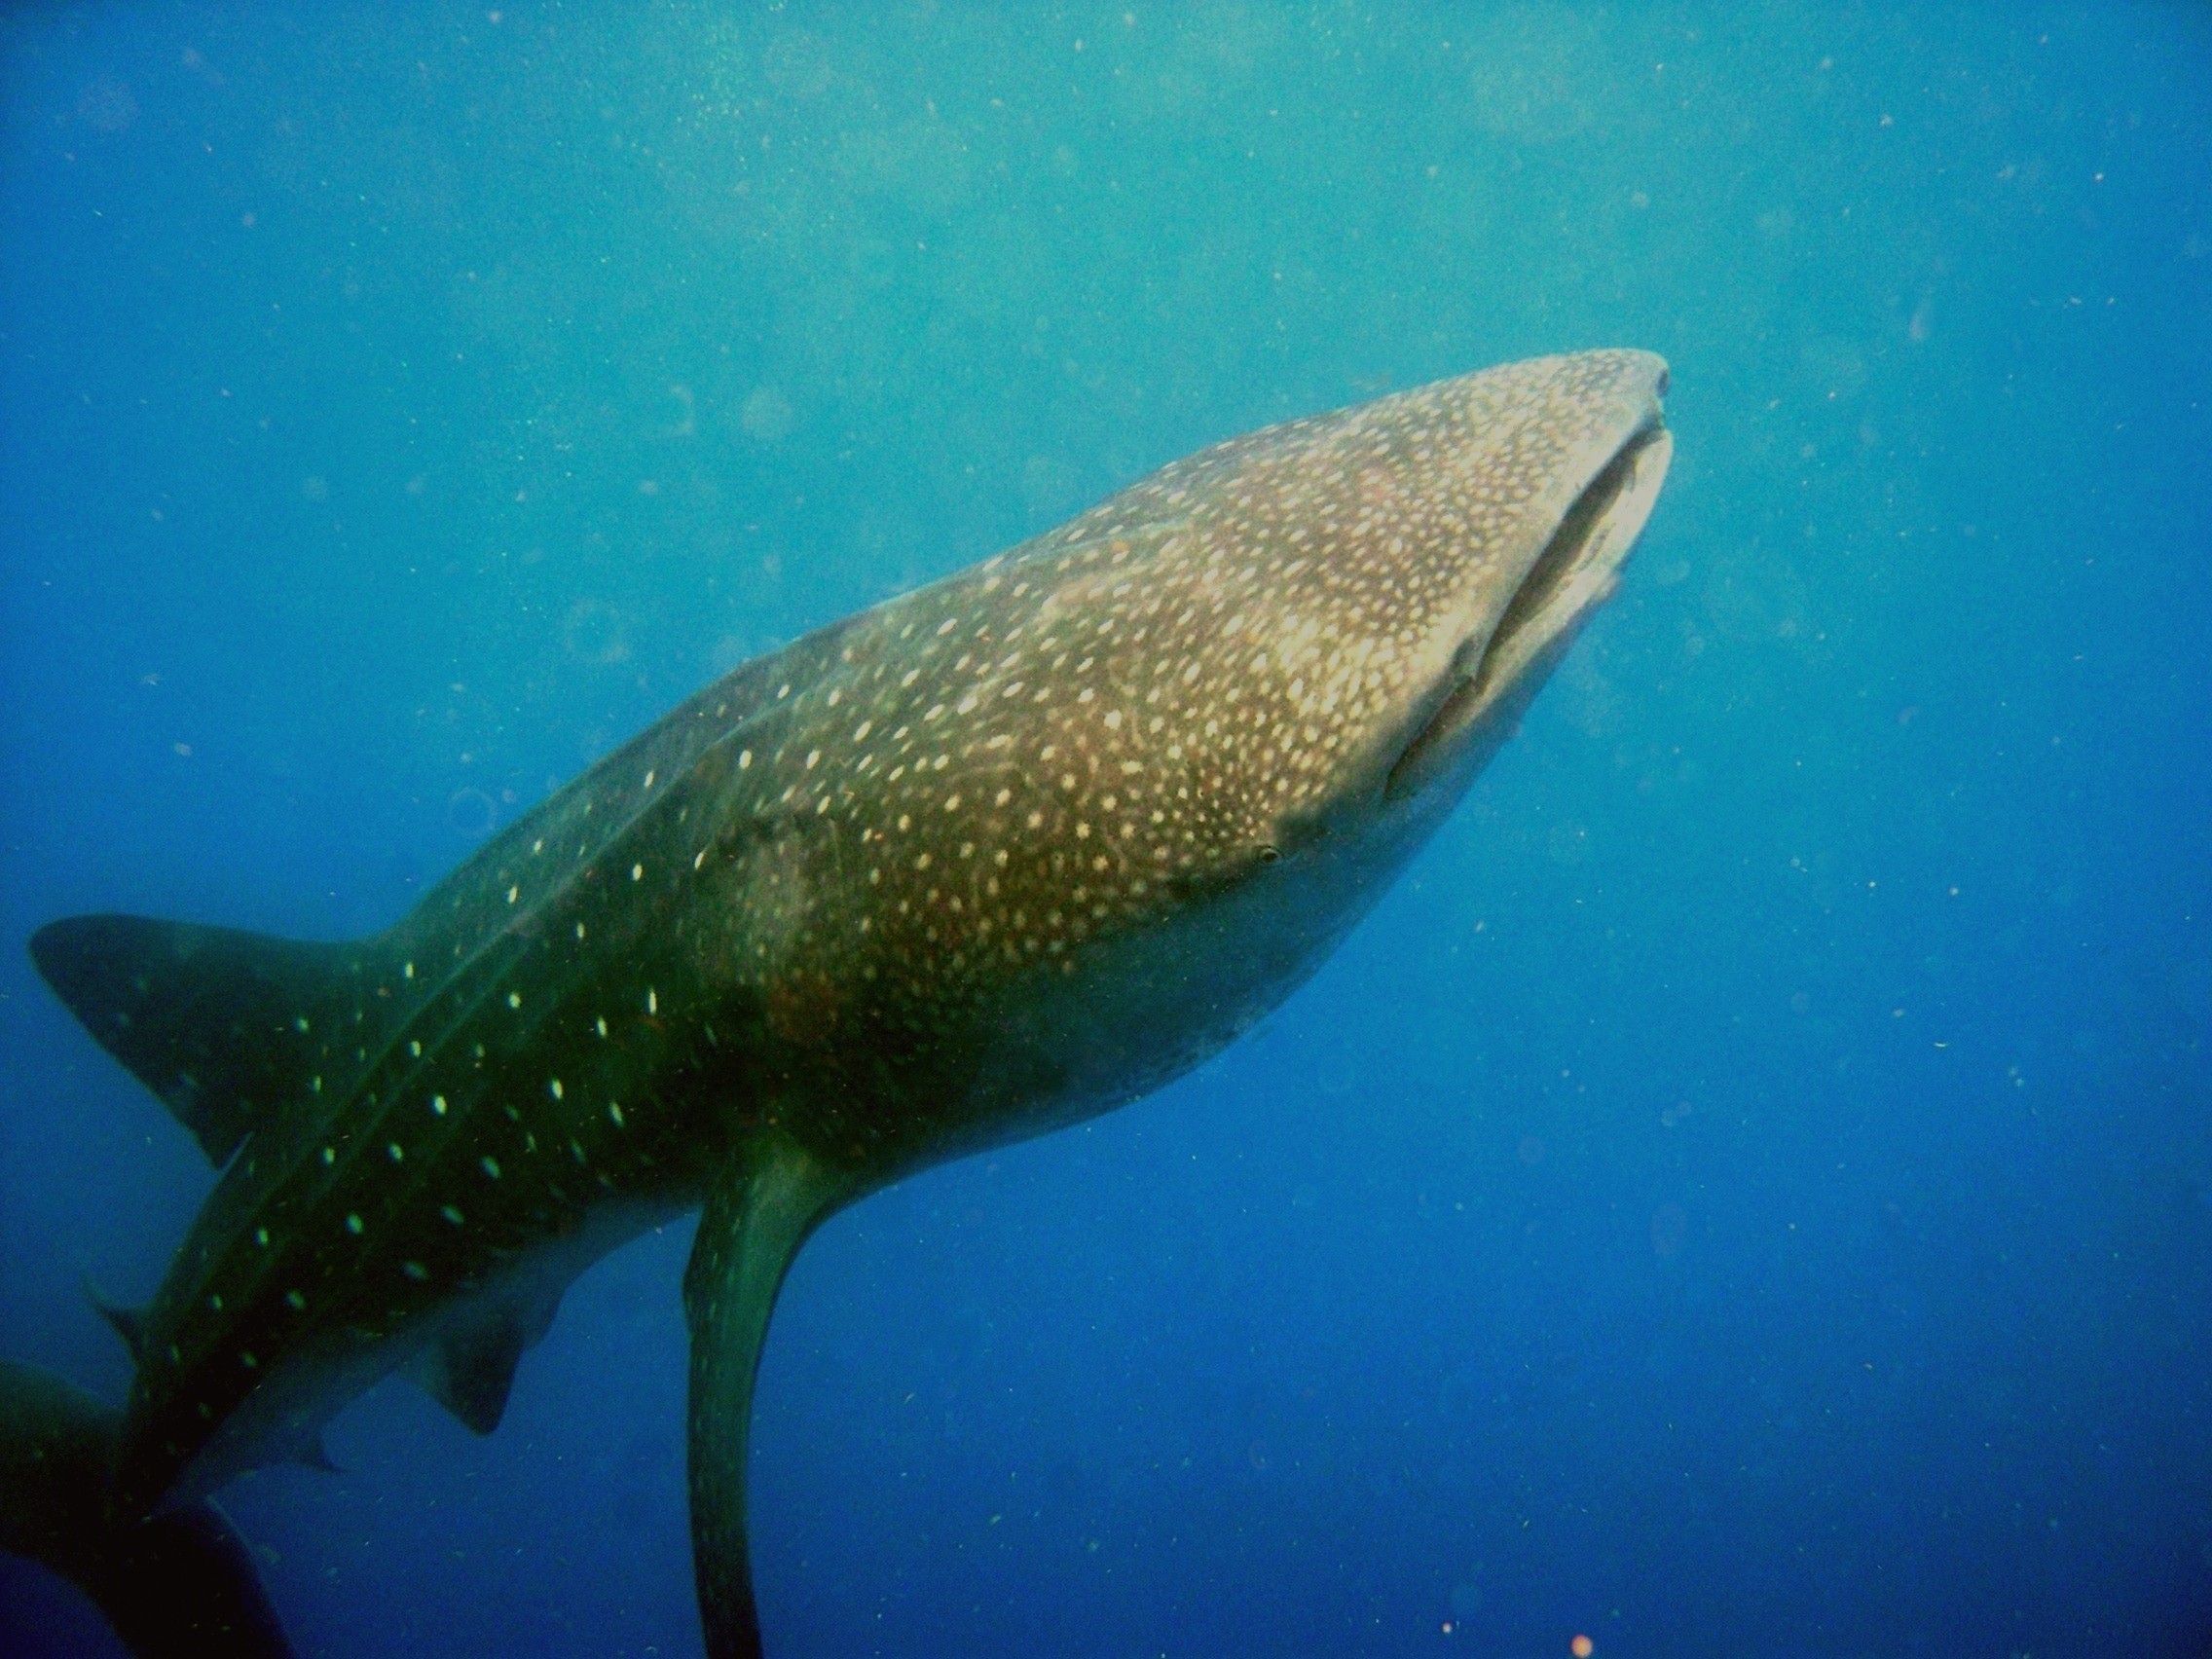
[
  {"xmin": 1386, "ymin": 418, "xmax": 1673, "ymax": 801},
  {"xmin": 1473, "ymin": 420, "xmax": 1673, "ymax": 701}
]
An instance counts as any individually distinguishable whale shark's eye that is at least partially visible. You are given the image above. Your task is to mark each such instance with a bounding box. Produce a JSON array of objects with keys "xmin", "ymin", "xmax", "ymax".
[{"xmin": 1165, "ymin": 840, "xmax": 1282, "ymax": 902}]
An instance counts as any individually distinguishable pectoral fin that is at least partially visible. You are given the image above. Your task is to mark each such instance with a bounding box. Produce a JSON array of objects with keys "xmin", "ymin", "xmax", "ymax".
[{"xmin": 683, "ymin": 1133, "xmax": 856, "ymax": 1659}]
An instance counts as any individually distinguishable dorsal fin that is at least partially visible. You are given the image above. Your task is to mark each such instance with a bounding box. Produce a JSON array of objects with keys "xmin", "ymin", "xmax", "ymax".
[
  {"xmin": 23, "ymin": 632, "xmax": 835, "ymax": 1174},
  {"xmin": 28, "ymin": 914, "xmax": 388, "ymax": 1165}
]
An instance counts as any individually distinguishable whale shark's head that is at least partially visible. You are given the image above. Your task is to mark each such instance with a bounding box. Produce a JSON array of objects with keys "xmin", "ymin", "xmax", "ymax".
[
  {"xmin": 1351, "ymin": 350, "xmax": 1672, "ymax": 817},
  {"xmin": 1175, "ymin": 349, "xmax": 1668, "ymax": 851},
  {"xmin": 775, "ymin": 350, "xmax": 1672, "ymax": 1139},
  {"xmin": 993, "ymin": 350, "xmax": 1673, "ymax": 886}
]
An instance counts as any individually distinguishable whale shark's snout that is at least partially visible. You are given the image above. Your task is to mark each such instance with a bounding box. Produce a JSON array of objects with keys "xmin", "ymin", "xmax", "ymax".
[
  {"xmin": 1382, "ymin": 350, "xmax": 1672, "ymax": 803},
  {"xmin": 1197, "ymin": 348, "xmax": 1674, "ymax": 849}
]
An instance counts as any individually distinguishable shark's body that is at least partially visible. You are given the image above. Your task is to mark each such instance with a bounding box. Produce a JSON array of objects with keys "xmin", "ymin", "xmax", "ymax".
[{"xmin": 9, "ymin": 350, "xmax": 1672, "ymax": 1656}]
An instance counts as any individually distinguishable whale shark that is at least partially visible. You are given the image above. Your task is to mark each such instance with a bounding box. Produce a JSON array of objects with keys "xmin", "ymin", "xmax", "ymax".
[{"xmin": 2, "ymin": 349, "xmax": 1671, "ymax": 1657}]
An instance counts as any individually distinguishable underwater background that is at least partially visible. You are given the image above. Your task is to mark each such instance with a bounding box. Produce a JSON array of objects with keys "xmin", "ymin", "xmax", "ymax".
[{"xmin": 4, "ymin": 4, "xmax": 2210, "ymax": 1654}]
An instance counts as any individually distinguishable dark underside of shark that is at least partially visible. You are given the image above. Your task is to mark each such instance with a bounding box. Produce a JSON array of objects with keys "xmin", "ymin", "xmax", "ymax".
[{"xmin": 2, "ymin": 350, "xmax": 1671, "ymax": 1658}]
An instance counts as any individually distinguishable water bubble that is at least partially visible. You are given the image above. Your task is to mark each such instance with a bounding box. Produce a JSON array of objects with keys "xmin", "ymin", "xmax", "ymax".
[
  {"xmin": 449, "ymin": 787, "xmax": 497, "ymax": 837},
  {"xmin": 740, "ymin": 386, "xmax": 794, "ymax": 442},
  {"xmin": 562, "ymin": 599, "xmax": 631, "ymax": 665},
  {"xmin": 761, "ymin": 32, "xmax": 832, "ymax": 100},
  {"xmin": 77, "ymin": 77, "xmax": 137, "ymax": 131}
]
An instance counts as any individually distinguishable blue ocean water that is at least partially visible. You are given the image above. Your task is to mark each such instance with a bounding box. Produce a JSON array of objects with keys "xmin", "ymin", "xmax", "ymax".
[{"xmin": 3, "ymin": 5, "xmax": 2209, "ymax": 1655}]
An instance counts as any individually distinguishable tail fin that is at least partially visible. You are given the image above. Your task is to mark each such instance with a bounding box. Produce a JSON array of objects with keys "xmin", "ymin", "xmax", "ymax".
[
  {"xmin": 28, "ymin": 915, "xmax": 389, "ymax": 1165},
  {"xmin": 0, "ymin": 1359, "xmax": 294, "ymax": 1659}
]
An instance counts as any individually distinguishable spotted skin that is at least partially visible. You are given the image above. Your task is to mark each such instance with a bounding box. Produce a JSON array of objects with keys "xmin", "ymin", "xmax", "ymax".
[{"xmin": 27, "ymin": 349, "xmax": 1671, "ymax": 1657}]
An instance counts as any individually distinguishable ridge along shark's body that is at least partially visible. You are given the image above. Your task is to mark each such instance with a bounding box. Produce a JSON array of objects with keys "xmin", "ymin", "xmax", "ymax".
[{"xmin": 6, "ymin": 350, "xmax": 1672, "ymax": 1658}]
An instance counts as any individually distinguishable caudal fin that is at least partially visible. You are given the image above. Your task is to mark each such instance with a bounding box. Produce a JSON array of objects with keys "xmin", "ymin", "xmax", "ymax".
[{"xmin": 0, "ymin": 1359, "xmax": 295, "ymax": 1659}]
